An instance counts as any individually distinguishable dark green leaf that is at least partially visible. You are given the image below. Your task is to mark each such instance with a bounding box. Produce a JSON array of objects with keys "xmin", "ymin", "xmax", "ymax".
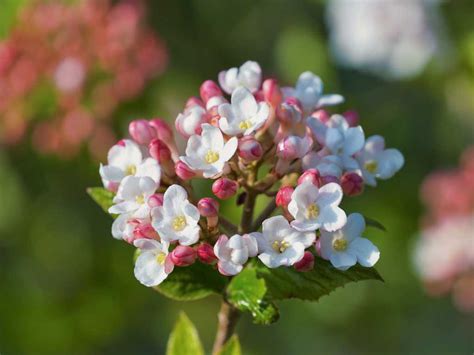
[
  {"xmin": 218, "ymin": 335, "xmax": 241, "ymax": 355},
  {"xmin": 166, "ymin": 312, "xmax": 204, "ymax": 355},
  {"xmin": 156, "ymin": 262, "xmax": 228, "ymax": 301},
  {"xmin": 87, "ymin": 187, "xmax": 114, "ymax": 214},
  {"xmin": 226, "ymin": 267, "xmax": 279, "ymax": 325},
  {"xmin": 364, "ymin": 215, "xmax": 387, "ymax": 232}
]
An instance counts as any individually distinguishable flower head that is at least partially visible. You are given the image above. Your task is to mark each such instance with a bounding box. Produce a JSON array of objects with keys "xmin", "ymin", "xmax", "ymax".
[
  {"xmin": 109, "ymin": 176, "xmax": 157, "ymax": 218},
  {"xmin": 218, "ymin": 61, "xmax": 262, "ymax": 94},
  {"xmin": 214, "ymin": 234, "xmax": 259, "ymax": 275},
  {"xmin": 134, "ymin": 239, "xmax": 174, "ymax": 287}
]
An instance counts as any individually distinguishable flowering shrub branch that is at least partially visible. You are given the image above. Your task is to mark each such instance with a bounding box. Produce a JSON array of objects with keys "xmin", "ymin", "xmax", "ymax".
[{"xmin": 89, "ymin": 60, "xmax": 404, "ymax": 354}]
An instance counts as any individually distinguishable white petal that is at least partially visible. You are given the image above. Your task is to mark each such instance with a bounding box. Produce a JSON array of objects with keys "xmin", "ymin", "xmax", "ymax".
[
  {"xmin": 100, "ymin": 164, "xmax": 125, "ymax": 183},
  {"xmin": 108, "ymin": 139, "xmax": 142, "ymax": 169},
  {"xmin": 111, "ymin": 214, "xmax": 130, "ymax": 239},
  {"xmin": 178, "ymin": 225, "xmax": 200, "ymax": 245},
  {"xmin": 262, "ymin": 216, "xmax": 291, "ymax": 238},
  {"xmin": 134, "ymin": 252, "xmax": 169, "ymax": 287},
  {"xmin": 289, "ymin": 230, "xmax": 316, "ymax": 247},
  {"xmin": 343, "ymin": 126, "xmax": 365, "ymax": 156},
  {"xmin": 343, "ymin": 213, "xmax": 365, "ymax": 241},
  {"xmin": 349, "ymin": 237, "xmax": 380, "ymax": 267},
  {"xmin": 230, "ymin": 248, "xmax": 249, "ymax": 265},
  {"xmin": 320, "ymin": 206, "xmax": 347, "ymax": 232},
  {"xmin": 329, "ymin": 251, "xmax": 357, "ymax": 271},
  {"xmin": 317, "ymin": 94, "xmax": 344, "ymax": 107},
  {"xmin": 109, "ymin": 201, "xmax": 139, "ymax": 215},
  {"xmin": 133, "ymin": 238, "xmax": 162, "ymax": 251},
  {"xmin": 291, "ymin": 219, "xmax": 320, "ymax": 232},
  {"xmin": 376, "ymin": 149, "xmax": 404, "ymax": 179},
  {"xmin": 214, "ymin": 235, "xmax": 230, "ymax": 259},
  {"xmin": 163, "ymin": 185, "xmax": 187, "ymax": 216},
  {"xmin": 365, "ymin": 135, "xmax": 385, "ymax": 153},
  {"xmin": 184, "ymin": 203, "xmax": 200, "ymax": 223},
  {"xmin": 244, "ymin": 233, "xmax": 260, "ymax": 257},
  {"xmin": 319, "ymin": 231, "xmax": 334, "ymax": 260},
  {"xmin": 219, "ymin": 137, "xmax": 238, "ymax": 162},
  {"xmin": 238, "ymin": 61, "xmax": 262, "ymax": 93},
  {"xmin": 232, "ymin": 87, "xmax": 258, "ymax": 118},
  {"xmin": 136, "ymin": 158, "xmax": 161, "ymax": 184},
  {"xmin": 218, "ymin": 260, "xmax": 242, "ymax": 276},
  {"xmin": 325, "ymin": 127, "xmax": 344, "ymax": 153},
  {"xmin": 201, "ymin": 124, "xmax": 224, "ymax": 150},
  {"xmin": 317, "ymin": 182, "xmax": 343, "ymax": 207},
  {"xmin": 292, "ymin": 181, "xmax": 320, "ymax": 209}
]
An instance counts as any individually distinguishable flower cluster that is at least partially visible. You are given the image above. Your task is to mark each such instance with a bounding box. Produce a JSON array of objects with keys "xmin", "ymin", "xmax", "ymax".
[
  {"xmin": 0, "ymin": 0, "xmax": 167, "ymax": 159},
  {"xmin": 414, "ymin": 147, "xmax": 474, "ymax": 312},
  {"xmin": 99, "ymin": 61, "xmax": 404, "ymax": 287}
]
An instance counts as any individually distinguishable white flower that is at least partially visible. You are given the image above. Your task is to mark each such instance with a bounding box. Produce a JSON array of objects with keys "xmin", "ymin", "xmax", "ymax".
[
  {"xmin": 151, "ymin": 185, "xmax": 200, "ymax": 245},
  {"xmin": 288, "ymin": 181, "xmax": 346, "ymax": 232},
  {"xmin": 320, "ymin": 213, "xmax": 380, "ymax": 271},
  {"xmin": 175, "ymin": 105, "xmax": 207, "ymax": 138},
  {"xmin": 133, "ymin": 239, "xmax": 174, "ymax": 287},
  {"xmin": 302, "ymin": 151, "xmax": 344, "ymax": 178},
  {"xmin": 282, "ymin": 71, "xmax": 344, "ymax": 113},
  {"xmin": 355, "ymin": 135, "xmax": 404, "ymax": 186},
  {"xmin": 180, "ymin": 124, "xmax": 238, "ymax": 178},
  {"xmin": 218, "ymin": 87, "xmax": 270, "ymax": 136},
  {"xmin": 111, "ymin": 213, "xmax": 133, "ymax": 240},
  {"xmin": 325, "ymin": 115, "xmax": 365, "ymax": 158},
  {"xmin": 100, "ymin": 139, "xmax": 161, "ymax": 189},
  {"xmin": 257, "ymin": 216, "xmax": 315, "ymax": 268},
  {"xmin": 109, "ymin": 176, "xmax": 156, "ymax": 218},
  {"xmin": 214, "ymin": 233, "xmax": 259, "ymax": 275},
  {"xmin": 218, "ymin": 61, "xmax": 262, "ymax": 94}
]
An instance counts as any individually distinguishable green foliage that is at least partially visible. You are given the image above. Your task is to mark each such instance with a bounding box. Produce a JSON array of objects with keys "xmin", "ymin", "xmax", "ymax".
[
  {"xmin": 155, "ymin": 262, "xmax": 228, "ymax": 301},
  {"xmin": 218, "ymin": 335, "xmax": 242, "ymax": 355},
  {"xmin": 166, "ymin": 313, "xmax": 204, "ymax": 355},
  {"xmin": 87, "ymin": 187, "xmax": 114, "ymax": 214},
  {"xmin": 227, "ymin": 259, "xmax": 382, "ymax": 324},
  {"xmin": 364, "ymin": 216, "xmax": 387, "ymax": 232}
]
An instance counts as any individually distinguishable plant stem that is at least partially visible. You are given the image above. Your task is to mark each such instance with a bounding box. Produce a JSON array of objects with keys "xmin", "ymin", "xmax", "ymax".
[
  {"xmin": 219, "ymin": 215, "xmax": 238, "ymax": 235},
  {"xmin": 240, "ymin": 190, "xmax": 256, "ymax": 233},
  {"xmin": 251, "ymin": 198, "xmax": 277, "ymax": 231},
  {"xmin": 212, "ymin": 301, "xmax": 241, "ymax": 355}
]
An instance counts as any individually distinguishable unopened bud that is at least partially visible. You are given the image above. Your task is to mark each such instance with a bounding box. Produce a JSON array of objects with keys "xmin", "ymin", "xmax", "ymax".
[
  {"xmin": 175, "ymin": 106, "xmax": 207, "ymax": 137},
  {"xmin": 343, "ymin": 110, "xmax": 359, "ymax": 127},
  {"xmin": 262, "ymin": 78, "xmax": 282, "ymax": 107},
  {"xmin": 298, "ymin": 169, "xmax": 321, "ymax": 187},
  {"xmin": 129, "ymin": 119, "xmax": 156, "ymax": 145},
  {"xmin": 277, "ymin": 97, "xmax": 303, "ymax": 125},
  {"xmin": 276, "ymin": 186, "xmax": 294, "ymax": 208},
  {"xmin": 312, "ymin": 109, "xmax": 330, "ymax": 124},
  {"xmin": 149, "ymin": 138, "xmax": 171, "ymax": 163},
  {"xmin": 197, "ymin": 243, "xmax": 217, "ymax": 264},
  {"xmin": 294, "ymin": 251, "xmax": 314, "ymax": 272},
  {"xmin": 340, "ymin": 172, "xmax": 364, "ymax": 196},
  {"xmin": 175, "ymin": 161, "xmax": 196, "ymax": 180},
  {"xmin": 148, "ymin": 193, "xmax": 164, "ymax": 208},
  {"xmin": 132, "ymin": 221, "xmax": 159, "ymax": 241},
  {"xmin": 170, "ymin": 245, "xmax": 197, "ymax": 267},
  {"xmin": 238, "ymin": 136, "xmax": 263, "ymax": 161},
  {"xmin": 320, "ymin": 175, "xmax": 339, "ymax": 185},
  {"xmin": 185, "ymin": 96, "xmax": 205, "ymax": 110},
  {"xmin": 212, "ymin": 178, "xmax": 239, "ymax": 200},
  {"xmin": 277, "ymin": 135, "xmax": 312, "ymax": 160},
  {"xmin": 197, "ymin": 197, "xmax": 219, "ymax": 217},
  {"xmin": 200, "ymin": 80, "xmax": 223, "ymax": 103},
  {"xmin": 149, "ymin": 118, "xmax": 174, "ymax": 143}
]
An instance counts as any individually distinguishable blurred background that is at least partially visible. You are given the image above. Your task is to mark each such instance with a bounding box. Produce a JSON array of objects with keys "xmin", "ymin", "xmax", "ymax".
[{"xmin": 0, "ymin": 0, "xmax": 473, "ymax": 354}]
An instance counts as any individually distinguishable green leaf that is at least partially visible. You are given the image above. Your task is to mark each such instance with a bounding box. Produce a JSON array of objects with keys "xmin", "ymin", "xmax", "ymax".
[
  {"xmin": 156, "ymin": 262, "xmax": 228, "ymax": 301},
  {"xmin": 218, "ymin": 335, "xmax": 242, "ymax": 355},
  {"xmin": 364, "ymin": 215, "xmax": 387, "ymax": 232},
  {"xmin": 227, "ymin": 267, "xmax": 279, "ymax": 325},
  {"xmin": 87, "ymin": 187, "xmax": 115, "ymax": 214},
  {"xmin": 166, "ymin": 312, "xmax": 204, "ymax": 355}
]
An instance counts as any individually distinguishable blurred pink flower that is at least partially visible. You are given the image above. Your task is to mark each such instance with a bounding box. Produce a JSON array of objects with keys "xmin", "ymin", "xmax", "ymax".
[{"xmin": 0, "ymin": 0, "xmax": 168, "ymax": 159}]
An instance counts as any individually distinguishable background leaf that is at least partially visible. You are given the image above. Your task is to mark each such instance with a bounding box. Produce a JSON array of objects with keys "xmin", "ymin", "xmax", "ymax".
[
  {"xmin": 364, "ymin": 216, "xmax": 387, "ymax": 232},
  {"xmin": 226, "ymin": 267, "xmax": 279, "ymax": 325},
  {"xmin": 87, "ymin": 187, "xmax": 114, "ymax": 214},
  {"xmin": 166, "ymin": 312, "xmax": 204, "ymax": 355},
  {"xmin": 156, "ymin": 262, "xmax": 228, "ymax": 301},
  {"xmin": 218, "ymin": 335, "xmax": 242, "ymax": 355}
]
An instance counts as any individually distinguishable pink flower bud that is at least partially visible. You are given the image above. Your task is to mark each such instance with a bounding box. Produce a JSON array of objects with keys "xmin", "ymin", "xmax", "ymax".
[
  {"xmin": 131, "ymin": 221, "xmax": 159, "ymax": 241},
  {"xmin": 185, "ymin": 96, "xmax": 205, "ymax": 110},
  {"xmin": 276, "ymin": 186, "xmax": 294, "ymax": 208},
  {"xmin": 197, "ymin": 243, "xmax": 217, "ymax": 264},
  {"xmin": 200, "ymin": 80, "xmax": 223, "ymax": 103},
  {"xmin": 320, "ymin": 175, "xmax": 340, "ymax": 185},
  {"xmin": 148, "ymin": 193, "xmax": 164, "ymax": 208},
  {"xmin": 149, "ymin": 118, "xmax": 174, "ymax": 143},
  {"xmin": 254, "ymin": 90, "xmax": 265, "ymax": 102},
  {"xmin": 116, "ymin": 139, "xmax": 126, "ymax": 147},
  {"xmin": 129, "ymin": 119, "xmax": 156, "ymax": 145},
  {"xmin": 262, "ymin": 78, "xmax": 282, "ymax": 107},
  {"xmin": 175, "ymin": 161, "xmax": 196, "ymax": 180},
  {"xmin": 298, "ymin": 169, "xmax": 321, "ymax": 187},
  {"xmin": 197, "ymin": 197, "xmax": 219, "ymax": 217},
  {"xmin": 343, "ymin": 110, "xmax": 359, "ymax": 127},
  {"xmin": 238, "ymin": 136, "xmax": 263, "ymax": 161},
  {"xmin": 149, "ymin": 138, "xmax": 171, "ymax": 163},
  {"xmin": 277, "ymin": 97, "xmax": 303, "ymax": 125},
  {"xmin": 311, "ymin": 109, "xmax": 330, "ymax": 124},
  {"xmin": 170, "ymin": 245, "xmax": 197, "ymax": 267},
  {"xmin": 277, "ymin": 135, "xmax": 312, "ymax": 160},
  {"xmin": 340, "ymin": 172, "xmax": 364, "ymax": 196},
  {"xmin": 212, "ymin": 178, "xmax": 239, "ymax": 200},
  {"xmin": 294, "ymin": 251, "xmax": 314, "ymax": 272}
]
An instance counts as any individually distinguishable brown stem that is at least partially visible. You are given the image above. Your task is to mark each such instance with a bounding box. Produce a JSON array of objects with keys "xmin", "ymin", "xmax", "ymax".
[
  {"xmin": 239, "ymin": 190, "xmax": 257, "ymax": 233},
  {"xmin": 212, "ymin": 301, "xmax": 241, "ymax": 355},
  {"xmin": 219, "ymin": 215, "xmax": 238, "ymax": 235},
  {"xmin": 251, "ymin": 198, "xmax": 277, "ymax": 231}
]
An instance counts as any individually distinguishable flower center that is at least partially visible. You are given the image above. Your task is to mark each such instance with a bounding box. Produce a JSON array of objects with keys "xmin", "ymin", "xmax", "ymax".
[
  {"xmin": 125, "ymin": 164, "xmax": 137, "ymax": 175},
  {"xmin": 239, "ymin": 119, "xmax": 252, "ymax": 130},
  {"xmin": 156, "ymin": 252, "xmax": 167, "ymax": 265},
  {"xmin": 364, "ymin": 160, "xmax": 378, "ymax": 174},
  {"xmin": 306, "ymin": 203, "xmax": 320, "ymax": 219},
  {"xmin": 135, "ymin": 194, "xmax": 145, "ymax": 204},
  {"xmin": 172, "ymin": 215, "xmax": 187, "ymax": 231},
  {"xmin": 333, "ymin": 238, "xmax": 348, "ymax": 251},
  {"xmin": 272, "ymin": 240, "xmax": 289, "ymax": 253},
  {"xmin": 205, "ymin": 150, "xmax": 220, "ymax": 164}
]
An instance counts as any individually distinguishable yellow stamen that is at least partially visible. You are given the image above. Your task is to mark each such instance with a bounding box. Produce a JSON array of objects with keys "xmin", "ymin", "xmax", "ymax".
[
  {"xmin": 364, "ymin": 160, "xmax": 378, "ymax": 174},
  {"xmin": 239, "ymin": 120, "xmax": 252, "ymax": 131},
  {"xmin": 272, "ymin": 240, "xmax": 289, "ymax": 253},
  {"xmin": 172, "ymin": 216, "xmax": 187, "ymax": 231},
  {"xmin": 205, "ymin": 150, "xmax": 220, "ymax": 164},
  {"xmin": 135, "ymin": 194, "xmax": 145, "ymax": 204},
  {"xmin": 125, "ymin": 164, "xmax": 137, "ymax": 175},
  {"xmin": 306, "ymin": 204, "xmax": 320, "ymax": 219},
  {"xmin": 156, "ymin": 252, "xmax": 167, "ymax": 264},
  {"xmin": 333, "ymin": 238, "xmax": 348, "ymax": 251}
]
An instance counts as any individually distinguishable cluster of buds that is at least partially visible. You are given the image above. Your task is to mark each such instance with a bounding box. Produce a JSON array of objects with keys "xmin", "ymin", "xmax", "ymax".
[
  {"xmin": 0, "ymin": 0, "xmax": 167, "ymax": 159},
  {"xmin": 99, "ymin": 61, "xmax": 404, "ymax": 287},
  {"xmin": 414, "ymin": 147, "xmax": 474, "ymax": 312}
]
